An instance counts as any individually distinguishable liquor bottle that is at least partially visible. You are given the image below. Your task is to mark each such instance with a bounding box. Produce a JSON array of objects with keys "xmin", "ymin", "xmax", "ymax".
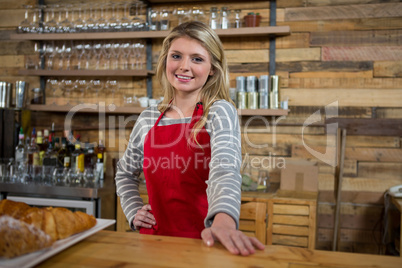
[
  {"xmin": 96, "ymin": 131, "xmax": 107, "ymax": 175},
  {"xmin": 36, "ymin": 130, "xmax": 45, "ymax": 166},
  {"xmin": 27, "ymin": 128, "xmax": 40, "ymax": 181},
  {"xmin": 71, "ymin": 143, "xmax": 85, "ymax": 173},
  {"xmin": 57, "ymin": 137, "xmax": 70, "ymax": 168},
  {"xmin": 43, "ymin": 129, "xmax": 50, "ymax": 151},
  {"xmin": 84, "ymin": 146, "xmax": 97, "ymax": 170},
  {"xmin": 43, "ymin": 134, "xmax": 58, "ymax": 167},
  {"xmin": 15, "ymin": 127, "xmax": 26, "ymax": 168},
  {"xmin": 96, "ymin": 153, "xmax": 104, "ymax": 181}
]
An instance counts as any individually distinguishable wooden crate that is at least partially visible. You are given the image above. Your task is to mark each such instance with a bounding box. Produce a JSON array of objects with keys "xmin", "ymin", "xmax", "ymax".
[
  {"xmin": 239, "ymin": 201, "xmax": 267, "ymax": 244},
  {"xmin": 267, "ymin": 190, "xmax": 318, "ymax": 249}
]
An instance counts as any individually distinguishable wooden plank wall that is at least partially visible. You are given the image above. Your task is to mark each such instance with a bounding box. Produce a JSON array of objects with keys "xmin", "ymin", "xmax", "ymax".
[{"xmin": 1, "ymin": 0, "xmax": 402, "ymax": 254}]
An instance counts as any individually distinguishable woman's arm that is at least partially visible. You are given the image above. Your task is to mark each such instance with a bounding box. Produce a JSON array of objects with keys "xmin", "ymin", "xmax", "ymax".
[
  {"xmin": 202, "ymin": 100, "xmax": 264, "ymax": 255},
  {"xmin": 115, "ymin": 108, "xmax": 159, "ymax": 230}
]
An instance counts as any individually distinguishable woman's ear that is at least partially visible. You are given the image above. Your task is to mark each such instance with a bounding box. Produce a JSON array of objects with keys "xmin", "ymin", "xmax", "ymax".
[{"xmin": 209, "ymin": 68, "xmax": 215, "ymax": 76}]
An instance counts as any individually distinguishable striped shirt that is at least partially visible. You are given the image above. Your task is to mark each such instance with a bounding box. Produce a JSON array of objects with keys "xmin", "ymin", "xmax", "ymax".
[{"xmin": 115, "ymin": 99, "xmax": 242, "ymax": 230}]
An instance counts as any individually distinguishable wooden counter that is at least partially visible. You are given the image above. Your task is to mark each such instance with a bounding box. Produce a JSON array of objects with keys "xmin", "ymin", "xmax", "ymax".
[
  {"xmin": 38, "ymin": 230, "xmax": 402, "ymax": 267},
  {"xmin": 117, "ymin": 184, "xmax": 318, "ymax": 249}
]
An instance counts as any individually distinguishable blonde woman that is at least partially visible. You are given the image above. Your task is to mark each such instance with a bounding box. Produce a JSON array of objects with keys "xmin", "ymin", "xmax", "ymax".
[{"xmin": 116, "ymin": 21, "xmax": 264, "ymax": 255}]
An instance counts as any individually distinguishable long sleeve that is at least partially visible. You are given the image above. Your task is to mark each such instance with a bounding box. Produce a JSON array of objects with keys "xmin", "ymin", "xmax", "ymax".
[
  {"xmin": 115, "ymin": 107, "xmax": 160, "ymax": 229},
  {"xmin": 204, "ymin": 100, "xmax": 242, "ymax": 229}
]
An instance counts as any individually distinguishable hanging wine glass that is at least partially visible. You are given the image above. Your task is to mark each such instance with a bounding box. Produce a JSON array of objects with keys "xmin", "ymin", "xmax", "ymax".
[
  {"xmin": 74, "ymin": 79, "xmax": 87, "ymax": 104},
  {"xmin": 120, "ymin": 41, "xmax": 131, "ymax": 70},
  {"xmin": 74, "ymin": 41, "xmax": 86, "ymax": 70},
  {"xmin": 92, "ymin": 41, "xmax": 103, "ymax": 70},
  {"xmin": 33, "ymin": 5, "xmax": 45, "ymax": 33},
  {"xmin": 120, "ymin": 2, "xmax": 132, "ymax": 31},
  {"xmin": 43, "ymin": 5, "xmax": 58, "ymax": 33},
  {"xmin": 60, "ymin": 79, "xmax": 74, "ymax": 105},
  {"xmin": 96, "ymin": 3, "xmax": 108, "ymax": 32},
  {"xmin": 46, "ymin": 78, "xmax": 59, "ymax": 105},
  {"xmin": 85, "ymin": 5, "xmax": 96, "ymax": 32},
  {"xmin": 105, "ymin": 79, "xmax": 119, "ymax": 105},
  {"xmin": 60, "ymin": 4, "xmax": 74, "ymax": 33},
  {"xmin": 84, "ymin": 41, "xmax": 93, "ymax": 70},
  {"xmin": 63, "ymin": 40, "xmax": 73, "ymax": 70},
  {"xmin": 89, "ymin": 79, "xmax": 104, "ymax": 104},
  {"xmin": 107, "ymin": 3, "xmax": 121, "ymax": 32},
  {"xmin": 72, "ymin": 5, "xmax": 84, "ymax": 32},
  {"xmin": 45, "ymin": 40, "xmax": 55, "ymax": 69},
  {"xmin": 132, "ymin": 1, "xmax": 145, "ymax": 31},
  {"xmin": 101, "ymin": 42, "xmax": 112, "ymax": 70},
  {"xmin": 18, "ymin": 5, "xmax": 32, "ymax": 33},
  {"xmin": 55, "ymin": 4, "xmax": 66, "ymax": 33},
  {"xmin": 110, "ymin": 42, "xmax": 120, "ymax": 70}
]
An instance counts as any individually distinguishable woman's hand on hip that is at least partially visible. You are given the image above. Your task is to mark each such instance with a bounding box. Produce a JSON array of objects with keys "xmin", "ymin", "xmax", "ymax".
[
  {"xmin": 133, "ymin": 204, "xmax": 156, "ymax": 230},
  {"xmin": 201, "ymin": 213, "xmax": 265, "ymax": 256}
]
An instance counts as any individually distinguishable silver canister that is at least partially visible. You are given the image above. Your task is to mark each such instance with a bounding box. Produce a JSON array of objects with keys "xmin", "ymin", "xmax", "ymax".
[
  {"xmin": 246, "ymin": 76, "xmax": 258, "ymax": 92},
  {"xmin": 247, "ymin": 92, "xmax": 259, "ymax": 109},
  {"xmin": 259, "ymin": 75, "xmax": 269, "ymax": 109},
  {"xmin": 236, "ymin": 76, "xmax": 247, "ymax": 109},
  {"xmin": 15, "ymin": 81, "xmax": 29, "ymax": 109},
  {"xmin": 270, "ymin": 75, "xmax": 280, "ymax": 109},
  {"xmin": 0, "ymin": 82, "xmax": 12, "ymax": 108}
]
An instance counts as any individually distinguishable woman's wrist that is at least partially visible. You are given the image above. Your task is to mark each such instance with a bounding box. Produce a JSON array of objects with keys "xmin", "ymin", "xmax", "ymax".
[{"xmin": 211, "ymin": 213, "xmax": 236, "ymax": 229}]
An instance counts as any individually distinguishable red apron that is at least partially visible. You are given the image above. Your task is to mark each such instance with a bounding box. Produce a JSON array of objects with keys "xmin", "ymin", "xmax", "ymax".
[{"xmin": 141, "ymin": 102, "xmax": 211, "ymax": 239}]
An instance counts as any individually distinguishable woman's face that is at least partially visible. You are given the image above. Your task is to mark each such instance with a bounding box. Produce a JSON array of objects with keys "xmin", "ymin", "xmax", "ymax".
[{"xmin": 166, "ymin": 36, "xmax": 214, "ymax": 97}]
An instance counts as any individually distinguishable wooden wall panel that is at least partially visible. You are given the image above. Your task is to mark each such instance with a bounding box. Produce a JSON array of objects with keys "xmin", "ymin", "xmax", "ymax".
[{"xmin": 285, "ymin": 3, "xmax": 402, "ymax": 21}]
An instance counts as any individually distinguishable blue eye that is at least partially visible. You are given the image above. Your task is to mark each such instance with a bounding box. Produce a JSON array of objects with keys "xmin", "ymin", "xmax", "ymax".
[
  {"xmin": 171, "ymin": 54, "xmax": 180, "ymax": 59},
  {"xmin": 193, "ymin": 57, "xmax": 203, "ymax": 62}
]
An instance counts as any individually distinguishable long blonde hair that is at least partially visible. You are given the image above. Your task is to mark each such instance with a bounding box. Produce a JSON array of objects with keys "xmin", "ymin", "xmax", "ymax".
[{"xmin": 156, "ymin": 21, "xmax": 233, "ymax": 143}]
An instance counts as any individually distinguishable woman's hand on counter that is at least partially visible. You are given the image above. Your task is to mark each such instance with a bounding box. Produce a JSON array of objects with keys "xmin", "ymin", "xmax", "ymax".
[
  {"xmin": 133, "ymin": 204, "xmax": 156, "ymax": 229},
  {"xmin": 201, "ymin": 213, "xmax": 265, "ymax": 256}
]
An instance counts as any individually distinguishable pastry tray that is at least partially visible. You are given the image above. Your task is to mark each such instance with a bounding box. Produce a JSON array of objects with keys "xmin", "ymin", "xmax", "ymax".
[{"xmin": 0, "ymin": 218, "xmax": 116, "ymax": 268}]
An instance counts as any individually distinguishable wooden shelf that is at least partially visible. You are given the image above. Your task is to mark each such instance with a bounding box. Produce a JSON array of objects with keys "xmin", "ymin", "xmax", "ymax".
[
  {"xmin": 27, "ymin": 104, "xmax": 288, "ymax": 116},
  {"xmin": 18, "ymin": 69, "xmax": 155, "ymax": 77},
  {"xmin": 10, "ymin": 26, "xmax": 290, "ymax": 41},
  {"xmin": 238, "ymin": 108, "xmax": 289, "ymax": 116}
]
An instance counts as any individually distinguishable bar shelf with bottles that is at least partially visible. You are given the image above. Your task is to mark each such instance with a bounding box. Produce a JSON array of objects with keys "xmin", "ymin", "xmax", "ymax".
[{"xmin": 11, "ymin": 124, "xmax": 107, "ymax": 188}]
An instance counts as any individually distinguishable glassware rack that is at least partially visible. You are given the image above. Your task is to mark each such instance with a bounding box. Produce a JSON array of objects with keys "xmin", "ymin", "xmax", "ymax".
[{"xmin": 10, "ymin": 0, "xmax": 290, "ymax": 116}]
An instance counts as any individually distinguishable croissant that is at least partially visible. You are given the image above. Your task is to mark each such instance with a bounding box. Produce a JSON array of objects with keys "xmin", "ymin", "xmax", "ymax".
[
  {"xmin": 0, "ymin": 216, "xmax": 54, "ymax": 258},
  {"xmin": 0, "ymin": 199, "xmax": 97, "ymax": 258}
]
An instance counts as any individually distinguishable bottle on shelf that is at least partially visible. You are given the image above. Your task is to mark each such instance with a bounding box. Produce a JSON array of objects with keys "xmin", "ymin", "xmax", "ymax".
[
  {"xmin": 96, "ymin": 131, "xmax": 107, "ymax": 176},
  {"xmin": 57, "ymin": 137, "xmax": 71, "ymax": 168},
  {"xmin": 43, "ymin": 129, "xmax": 50, "ymax": 151},
  {"xmin": 42, "ymin": 134, "xmax": 58, "ymax": 167},
  {"xmin": 27, "ymin": 128, "xmax": 41, "ymax": 181},
  {"xmin": 70, "ymin": 143, "xmax": 85, "ymax": 185},
  {"xmin": 71, "ymin": 143, "xmax": 85, "ymax": 173},
  {"xmin": 15, "ymin": 127, "xmax": 26, "ymax": 168},
  {"xmin": 96, "ymin": 153, "xmax": 104, "ymax": 181},
  {"xmin": 84, "ymin": 146, "xmax": 97, "ymax": 170},
  {"xmin": 36, "ymin": 130, "xmax": 45, "ymax": 165}
]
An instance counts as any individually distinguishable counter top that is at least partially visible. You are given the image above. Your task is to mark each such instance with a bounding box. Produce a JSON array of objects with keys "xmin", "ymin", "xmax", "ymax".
[
  {"xmin": 38, "ymin": 230, "xmax": 402, "ymax": 268},
  {"xmin": 0, "ymin": 181, "xmax": 115, "ymax": 199}
]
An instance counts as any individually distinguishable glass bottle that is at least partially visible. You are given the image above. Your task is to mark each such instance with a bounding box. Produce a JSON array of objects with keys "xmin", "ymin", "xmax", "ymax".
[
  {"xmin": 15, "ymin": 127, "xmax": 26, "ymax": 169},
  {"xmin": 209, "ymin": 7, "xmax": 219, "ymax": 30},
  {"xmin": 234, "ymin": 9, "xmax": 242, "ymax": 28},
  {"xmin": 57, "ymin": 137, "xmax": 70, "ymax": 168},
  {"xmin": 84, "ymin": 147, "xmax": 97, "ymax": 170},
  {"xmin": 96, "ymin": 132, "xmax": 107, "ymax": 175},
  {"xmin": 220, "ymin": 7, "xmax": 230, "ymax": 29},
  {"xmin": 70, "ymin": 143, "xmax": 84, "ymax": 185},
  {"xmin": 27, "ymin": 128, "xmax": 41, "ymax": 182}
]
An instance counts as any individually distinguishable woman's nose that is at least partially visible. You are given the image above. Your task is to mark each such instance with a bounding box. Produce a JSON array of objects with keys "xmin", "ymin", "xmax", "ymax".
[{"xmin": 179, "ymin": 58, "xmax": 190, "ymax": 71}]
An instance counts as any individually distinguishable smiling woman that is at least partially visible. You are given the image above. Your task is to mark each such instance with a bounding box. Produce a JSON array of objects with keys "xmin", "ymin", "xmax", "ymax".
[{"xmin": 115, "ymin": 21, "xmax": 265, "ymax": 256}]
